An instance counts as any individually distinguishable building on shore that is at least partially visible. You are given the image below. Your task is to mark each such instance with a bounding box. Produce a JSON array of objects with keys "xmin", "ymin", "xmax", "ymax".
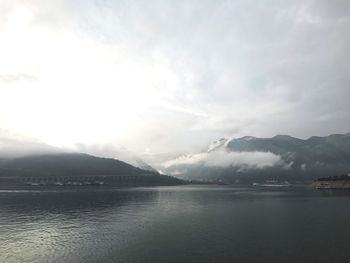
[{"xmin": 313, "ymin": 173, "xmax": 350, "ymax": 189}]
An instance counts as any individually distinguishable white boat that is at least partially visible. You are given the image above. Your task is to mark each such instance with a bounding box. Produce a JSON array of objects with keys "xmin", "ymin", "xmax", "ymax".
[{"xmin": 253, "ymin": 180, "xmax": 291, "ymax": 187}]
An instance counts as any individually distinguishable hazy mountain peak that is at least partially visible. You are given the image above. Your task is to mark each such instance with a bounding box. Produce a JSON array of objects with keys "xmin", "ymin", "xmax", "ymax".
[
  {"xmin": 241, "ymin": 136, "xmax": 256, "ymax": 141},
  {"xmin": 0, "ymin": 137, "xmax": 66, "ymax": 158},
  {"xmin": 73, "ymin": 143, "xmax": 156, "ymax": 172},
  {"xmin": 273, "ymin": 135, "xmax": 296, "ymax": 140},
  {"xmin": 207, "ymin": 138, "xmax": 228, "ymax": 152}
]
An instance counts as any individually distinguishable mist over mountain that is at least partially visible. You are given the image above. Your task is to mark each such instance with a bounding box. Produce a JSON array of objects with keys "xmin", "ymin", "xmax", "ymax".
[
  {"xmin": 162, "ymin": 133, "xmax": 350, "ymax": 183},
  {"xmin": 73, "ymin": 144, "xmax": 156, "ymax": 172},
  {"xmin": 0, "ymin": 134, "xmax": 156, "ymax": 172},
  {"xmin": 0, "ymin": 137, "xmax": 65, "ymax": 158},
  {"xmin": 2, "ymin": 132, "xmax": 350, "ymax": 184}
]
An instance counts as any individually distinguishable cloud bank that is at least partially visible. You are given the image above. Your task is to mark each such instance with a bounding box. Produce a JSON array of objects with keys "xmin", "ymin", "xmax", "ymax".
[
  {"xmin": 162, "ymin": 150, "xmax": 287, "ymax": 171},
  {"xmin": 0, "ymin": 137, "xmax": 63, "ymax": 158}
]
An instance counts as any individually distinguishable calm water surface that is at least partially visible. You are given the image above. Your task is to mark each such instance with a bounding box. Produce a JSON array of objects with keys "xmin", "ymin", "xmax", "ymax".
[{"xmin": 0, "ymin": 185, "xmax": 350, "ymax": 263}]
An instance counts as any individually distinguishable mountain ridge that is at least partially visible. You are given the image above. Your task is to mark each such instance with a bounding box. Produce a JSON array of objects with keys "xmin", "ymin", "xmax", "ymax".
[
  {"xmin": 0, "ymin": 152, "xmax": 185, "ymax": 187},
  {"xmin": 163, "ymin": 132, "xmax": 350, "ymax": 183}
]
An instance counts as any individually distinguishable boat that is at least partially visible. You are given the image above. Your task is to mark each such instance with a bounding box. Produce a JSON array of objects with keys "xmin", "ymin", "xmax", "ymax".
[{"xmin": 252, "ymin": 180, "xmax": 291, "ymax": 187}]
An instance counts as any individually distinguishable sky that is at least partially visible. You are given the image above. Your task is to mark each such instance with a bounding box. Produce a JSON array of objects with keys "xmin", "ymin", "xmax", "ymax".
[{"xmin": 0, "ymin": 0, "xmax": 350, "ymax": 161}]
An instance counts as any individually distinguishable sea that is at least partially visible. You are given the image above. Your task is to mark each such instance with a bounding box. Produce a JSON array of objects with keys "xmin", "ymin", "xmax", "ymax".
[{"xmin": 0, "ymin": 185, "xmax": 350, "ymax": 263}]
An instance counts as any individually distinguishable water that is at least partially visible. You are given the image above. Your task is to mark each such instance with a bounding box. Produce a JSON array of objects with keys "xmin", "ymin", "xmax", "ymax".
[{"xmin": 1, "ymin": 186, "xmax": 350, "ymax": 263}]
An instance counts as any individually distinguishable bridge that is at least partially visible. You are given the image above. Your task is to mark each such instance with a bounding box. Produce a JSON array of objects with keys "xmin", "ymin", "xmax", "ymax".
[{"xmin": 0, "ymin": 174, "xmax": 183, "ymax": 187}]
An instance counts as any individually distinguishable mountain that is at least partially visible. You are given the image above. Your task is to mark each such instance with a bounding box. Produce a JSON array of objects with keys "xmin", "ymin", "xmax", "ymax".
[
  {"xmin": 0, "ymin": 153, "xmax": 183, "ymax": 186},
  {"xmin": 0, "ymin": 136, "xmax": 157, "ymax": 172},
  {"xmin": 73, "ymin": 144, "xmax": 157, "ymax": 172},
  {"xmin": 207, "ymin": 138, "xmax": 229, "ymax": 152},
  {"xmin": 226, "ymin": 133, "xmax": 350, "ymax": 170},
  {"xmin": 163, "ymin": 133, "xmax": 350, "ymax": 184},
  {"xmin": 0, "ymin": 136, "xmax": 65, "ymax": 158},
  {"xmin": 0, "ymin": 153, "xmax": 147, "ymax": 177},
  {"xmin": 105, "ymin": 147, "xmax": 157, "ymax": 172}
]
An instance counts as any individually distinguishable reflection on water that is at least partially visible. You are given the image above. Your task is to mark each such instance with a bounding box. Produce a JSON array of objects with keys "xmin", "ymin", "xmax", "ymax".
[
  {"xmin": 1, "ymin": 186, "xmax": 350, "ymax": 263},
  {"xmin": 0, "ymin": 189, "xmax": 160, "ymax": 263}
]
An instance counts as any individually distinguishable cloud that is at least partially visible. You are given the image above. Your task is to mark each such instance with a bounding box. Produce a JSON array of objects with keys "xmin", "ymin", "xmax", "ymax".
[
  {"xmin": 0, "ymin": 137, "xmax": 63, "ymax": 158},
  {"xmin": 0, "ymin": 73, "xmax": 36, "ymax": 83},
  {"xmin": 162, "ymin": 150, "xmax": 287, "ymax": 170},
  {"xmin": 0, "ymin": 0, "xmax": 349, "ymax": 158},
  {"xmin": 72, "ymin": 143, "xmax": 155, "ymax": 171},
  {"xmin": 0, "ymin": 129, "xmax": 67, "ymax": 158}
]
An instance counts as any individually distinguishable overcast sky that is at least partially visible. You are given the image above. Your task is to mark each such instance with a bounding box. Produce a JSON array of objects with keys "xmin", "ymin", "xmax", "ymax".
[{"xmin": 0, "ymin": 0, "xmax": 350, "ymax": 158}]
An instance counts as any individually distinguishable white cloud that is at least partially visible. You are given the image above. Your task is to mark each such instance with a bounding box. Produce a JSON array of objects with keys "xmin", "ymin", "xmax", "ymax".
[
  {"xmin": 162, "ymin": 150, "xmax": 286, "ymax": 170},
  {"xmin": 0, "ymin": 132, "xmax": 64, "ymax": 158}
]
